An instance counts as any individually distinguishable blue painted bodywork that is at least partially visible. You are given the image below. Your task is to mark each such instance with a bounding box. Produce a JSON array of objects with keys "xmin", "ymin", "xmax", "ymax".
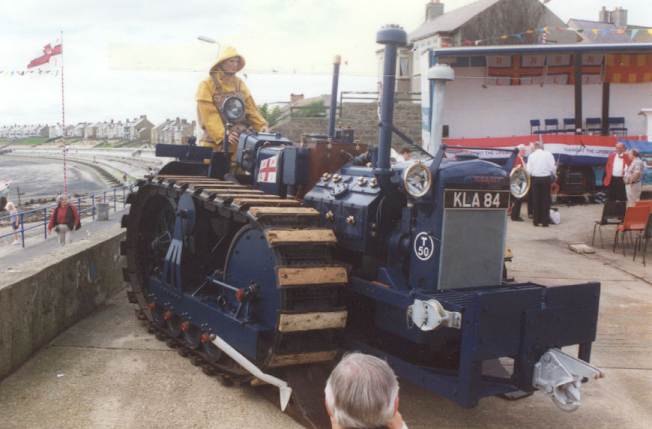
[
  {"xmin": 146, "ymin": 24, "xmax": 601, "ymax": 408},
  {"xmin": 149, "ymin": 133, "xmax": 601, "ymax": 409}
]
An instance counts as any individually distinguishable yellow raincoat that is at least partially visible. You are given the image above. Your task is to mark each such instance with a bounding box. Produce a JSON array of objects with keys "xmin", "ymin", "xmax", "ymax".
[{"xmin": 196, "ymin": 46, "xmax": 267, "ymax": 152}]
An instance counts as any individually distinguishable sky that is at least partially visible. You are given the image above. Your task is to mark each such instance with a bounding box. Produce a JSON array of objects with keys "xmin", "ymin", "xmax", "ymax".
[{"xmin": 1, "ymin": 0, "xmax": 651, "ymax": 126}]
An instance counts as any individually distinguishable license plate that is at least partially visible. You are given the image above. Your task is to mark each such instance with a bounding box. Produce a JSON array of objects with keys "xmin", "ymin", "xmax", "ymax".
[{"xmin": 444, "ymin": 189, "xmax": 510, "ymax": 209}]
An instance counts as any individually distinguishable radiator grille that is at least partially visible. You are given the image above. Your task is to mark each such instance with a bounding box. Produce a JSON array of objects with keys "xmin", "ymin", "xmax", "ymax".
[{"xmin": 438, "ymin": 209, "xmax": 506, "ymax": 290}]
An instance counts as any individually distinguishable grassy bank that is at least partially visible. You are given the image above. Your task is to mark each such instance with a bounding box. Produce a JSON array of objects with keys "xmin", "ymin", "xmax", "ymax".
[
  {"xmin": 1, "ymin": 138, "xmax": 150, "ymax": 148},
  {"xmin": 0, "ymin": 137, "xmax": 48, "ymax": 146}
]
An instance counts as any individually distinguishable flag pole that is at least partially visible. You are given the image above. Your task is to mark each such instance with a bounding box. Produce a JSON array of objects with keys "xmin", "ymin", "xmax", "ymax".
[{"xmin": 60, "ymin": 30, "xmax": 67, "ymax": 196}]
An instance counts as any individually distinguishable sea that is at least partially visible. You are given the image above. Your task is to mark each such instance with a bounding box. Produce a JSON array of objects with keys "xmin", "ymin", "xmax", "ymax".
[{"xmin": 0, "ymin": 157, "xmax": 106, "ymax": 201}]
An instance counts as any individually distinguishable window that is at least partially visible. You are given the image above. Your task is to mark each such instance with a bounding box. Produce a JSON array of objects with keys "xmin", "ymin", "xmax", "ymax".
[{"xmin": 399, "ymin": 57, "xmax": 410, "ymax": 77}]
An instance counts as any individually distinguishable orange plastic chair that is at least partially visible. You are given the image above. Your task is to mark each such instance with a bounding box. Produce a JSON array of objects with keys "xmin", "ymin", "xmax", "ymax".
[
  {"xmin": 635, "ymin": 200, "xmax": 652, "ymax": 210},
  {"xmin": 613, "ymin": 206, "xmax": 649, "ymax": 255}
]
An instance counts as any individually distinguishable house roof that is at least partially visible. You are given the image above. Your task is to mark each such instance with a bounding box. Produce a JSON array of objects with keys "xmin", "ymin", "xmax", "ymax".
[
  {"xmin": 568, "ymin": 18, "xmax": 651, "ymax": 43},
  {"xmin": 431, "ymin": 41, "xmax": 652, "ymax": 58},
  {"xmin": 409, "ymin": 0, "xmax": 501, "ymax": 42}
]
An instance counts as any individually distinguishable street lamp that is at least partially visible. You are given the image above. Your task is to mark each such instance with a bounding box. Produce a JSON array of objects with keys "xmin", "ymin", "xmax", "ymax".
[{"xmin": 197, "ymin": 36, "xmax": 220, "ymax": 48}]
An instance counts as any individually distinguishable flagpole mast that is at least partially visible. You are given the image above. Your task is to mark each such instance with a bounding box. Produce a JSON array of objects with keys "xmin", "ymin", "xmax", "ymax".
[{"xmin": 60, "ymin": 30, "xmax": 67, "ymax": 196}]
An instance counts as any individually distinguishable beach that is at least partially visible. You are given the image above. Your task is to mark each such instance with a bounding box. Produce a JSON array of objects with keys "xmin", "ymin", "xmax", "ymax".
[{"xmin": 0, "ymin": 156, "xmax": 106, "ymax": 200}]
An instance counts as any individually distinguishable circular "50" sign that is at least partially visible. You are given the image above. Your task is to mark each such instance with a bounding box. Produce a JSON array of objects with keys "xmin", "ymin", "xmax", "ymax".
[{"xmin": 414, "ymin": 232, "xmax": 435, "ymax": 261}]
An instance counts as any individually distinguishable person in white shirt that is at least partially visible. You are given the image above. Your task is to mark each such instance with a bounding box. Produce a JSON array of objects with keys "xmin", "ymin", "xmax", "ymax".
[
  {"xmin": 604, "ymin": 143, "xmax": 631, "ymax": 202},
  {"xmin": 526, "ymin": 142, "xmax": 556, "ymax": 227}
]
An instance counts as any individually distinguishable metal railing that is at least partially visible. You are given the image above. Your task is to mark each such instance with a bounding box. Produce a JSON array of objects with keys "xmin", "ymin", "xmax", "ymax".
[
  {"xmin": 0, "ymin": 185, "xmax": 132, "ymax": 248},
  {"xmin": 338, "ymin": 91, "xmax": 421, "ymax": 118}
]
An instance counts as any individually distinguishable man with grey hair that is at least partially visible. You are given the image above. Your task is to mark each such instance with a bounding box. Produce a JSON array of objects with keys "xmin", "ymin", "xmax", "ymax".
[
  {"xmin": 324, "ymin": 353, "xmax": 407, "ymax": 429},
  {"xmin": 526, "ymin": 141, "xmax": 556, "ymax": 227}
]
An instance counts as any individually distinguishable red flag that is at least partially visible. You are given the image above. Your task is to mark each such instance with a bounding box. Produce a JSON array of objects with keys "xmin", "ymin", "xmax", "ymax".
[{"xmin": 27, "ymin": 43, "xmax": 63, "ymax": 68}]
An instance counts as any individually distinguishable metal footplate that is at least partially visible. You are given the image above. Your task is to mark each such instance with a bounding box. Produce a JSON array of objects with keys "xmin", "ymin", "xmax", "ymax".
[{"xmin": 533, "ymin": 348, "xmax": 604, "ymax": 411}]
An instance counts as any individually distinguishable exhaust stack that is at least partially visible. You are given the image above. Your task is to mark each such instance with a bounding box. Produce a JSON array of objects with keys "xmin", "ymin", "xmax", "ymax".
[
  {"xmin": 375, "ymin": 25, "xmax": 407, "ymax": 180},
  {"xmin": 327, "ymin": 55, "xmax": 342, "ymax": 139},
  {"xmin": 427, "ymin": 64, "xmax": 454, "ymax": 155}
]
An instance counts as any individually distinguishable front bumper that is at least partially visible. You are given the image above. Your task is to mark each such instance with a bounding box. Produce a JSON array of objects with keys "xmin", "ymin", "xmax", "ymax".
[{"xmin": 348, "ymin": 280, "xmax": 601, "ymax": 408}]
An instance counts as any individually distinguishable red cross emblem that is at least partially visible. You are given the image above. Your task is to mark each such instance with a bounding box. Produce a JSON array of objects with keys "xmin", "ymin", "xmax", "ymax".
[{"xmin": 257, "ymin": 155, "xmax": 278, "ymax": 183}]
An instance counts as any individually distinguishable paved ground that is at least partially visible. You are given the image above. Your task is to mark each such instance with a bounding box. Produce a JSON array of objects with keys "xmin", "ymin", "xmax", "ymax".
[{"xmin": 0, "ymin": 203, "xmax": 651, "ymax": 428}]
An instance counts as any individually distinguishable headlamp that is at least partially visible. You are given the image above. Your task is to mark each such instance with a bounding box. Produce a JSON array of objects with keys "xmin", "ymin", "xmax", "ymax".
[
  {"xmin": 509, "ymin": 166, "xmax": 530, "ymax": 199},
  {"xmin": 402, "ymin": 162, "xmax": 432, "ymax": 198},
  {"xmin": 222, "ymin": 96, "xmax": 246, "ymax": 123}
]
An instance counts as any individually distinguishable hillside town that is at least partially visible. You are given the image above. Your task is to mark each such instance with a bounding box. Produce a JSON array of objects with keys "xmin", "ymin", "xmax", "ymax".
[{"xmin": 0, "ymin": 116, "xmax": 196, "ymax": 145}]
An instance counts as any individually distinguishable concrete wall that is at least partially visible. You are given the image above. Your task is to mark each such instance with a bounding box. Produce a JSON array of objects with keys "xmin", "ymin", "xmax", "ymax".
[
  {"xmin": 0, "ymin": 227, "xmax": 125, "ymax": 380},
  {"xmin": 271, "ymin": 117, "xmax": 327, "ymax": 142},
  {"xmin": 440, "ymin": 67, "xmax": 652, "ymax": 138},
  {"xmin": 272, "ymin": 102, "xmax": 422, "ymax": 147}
]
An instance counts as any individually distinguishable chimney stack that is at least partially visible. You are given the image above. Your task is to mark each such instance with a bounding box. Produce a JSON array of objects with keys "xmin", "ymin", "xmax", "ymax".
[
  {"xmin": 290, "ymin": 93, "xmax": 304, "ymax": 104},
  {"xmin": 426, "ymin": 0, "xmax": 444, "ymax": 21},
  {"xmin": 599, "ymin": 6, "xmax": 628, "ymax": 27},
  {"xmin": 612, "ymin": 6, "xmax": 627, "ymax": 27}
]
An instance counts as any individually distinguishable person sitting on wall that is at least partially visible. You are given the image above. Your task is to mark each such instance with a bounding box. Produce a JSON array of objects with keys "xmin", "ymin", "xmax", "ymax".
[
  {"xmin": 325, "ymin": 353, "xmax": 407, "ymax": 429},
  {"xmin": 196, "ymin": 46, "xmax": 268, "ymax": 160},
  {"xmin": 48, "ymin": 195, "xmax": 81, "ymax": 246}
]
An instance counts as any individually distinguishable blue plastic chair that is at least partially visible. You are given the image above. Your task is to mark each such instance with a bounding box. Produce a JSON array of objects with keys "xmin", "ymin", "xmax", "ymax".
[
  {"xmin": 544, "ymin": 118, "xmax": 559, "ymax": 134},
  {"xmin": 608, "ymin": 117, "xmax": 627, "ymax": 136},
  {"xmin": 586, "ymin": 117, "xmax": 602, "ymax": 132},
  {"xmin": 530, "ymin": 119, "xmax": 541, "ymax": 134},
  {"xmin": 563, "ymin": 118, "xmax": 575, "ymax": 133}
]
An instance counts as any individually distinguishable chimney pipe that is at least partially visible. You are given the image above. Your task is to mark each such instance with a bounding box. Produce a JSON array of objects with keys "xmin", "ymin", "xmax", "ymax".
[
  {"xmin": 612, "ymin": 7, "xmax": 627, "ymax": 27},
  {"xmin": 327, "ymin": 55, "xmax": 341, "ymax": 139},
  {"xmin": 426, "ymin": 1, "xmax": 444, "ymax": 21},
  {"xmin": 427, "ymin": 64, "xmax": 455, "ymax": 155},
  {"xmin": 375, "ymin": 25, "xmax": 407, "ymax": 182}
]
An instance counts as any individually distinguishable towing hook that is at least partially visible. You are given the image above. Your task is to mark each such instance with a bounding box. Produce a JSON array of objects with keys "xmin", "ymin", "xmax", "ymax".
[{"xmin": 533, "ymin": 349, "xmax": 604, "ymax": 412}]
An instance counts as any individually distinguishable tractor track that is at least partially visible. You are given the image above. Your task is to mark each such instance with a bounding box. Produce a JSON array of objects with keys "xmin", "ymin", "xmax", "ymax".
[{"xmin": 121, "ymin": 174, "xmax": 347, "ymax": 428}]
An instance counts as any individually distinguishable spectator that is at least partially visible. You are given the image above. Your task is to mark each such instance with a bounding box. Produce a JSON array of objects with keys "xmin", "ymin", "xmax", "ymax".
[
  {"xmin": 624, "ymin": 148, "xmax": 644, "ymax": 206},
  {"xmin": 324, "ymin": 353, "xmax": 407, "ymax": 429},
  {"xmin": 5, "ymin": 202, "xmax": 20, "ymax": 245},
  {"xmin": 400, "ymin": 148, "xmax": 412, "ymax": 161},
  {"xmin": 603, "ymin": 142, "xmax": 631, "ymax": 202},
  {"xmin": 48, "ymin": 195, "xmax": 81, "ymax": 246},
  {"xmin": 526, "ymin": 142, "xmax": 556, "ymax": 227},
  {"xmin": 510, "ymin": 144, "xmax": 527, "ymax": 222},
  {"xmin": 526, "ymin": 143, "xmax": 535, "ymax": 219}
]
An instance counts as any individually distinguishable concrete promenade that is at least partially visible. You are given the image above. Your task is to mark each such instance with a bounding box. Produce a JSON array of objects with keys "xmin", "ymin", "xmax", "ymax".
[{"xmin": 0, "ymin": 204, "xmax": 651, "ymax": 428}]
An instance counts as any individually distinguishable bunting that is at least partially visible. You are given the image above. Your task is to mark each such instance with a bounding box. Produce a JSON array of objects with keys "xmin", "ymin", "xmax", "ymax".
[
  {"xmin": 462, "ymin": 25, "xmax": 652, "ymax": 46},
  {"xmin": 605, "ymin": 53, "xmax": 652, "ymax": 83},
  {"xmin": 0, "ymin": 69, "xmax": 59, "ymax": 77},
  {"xmin": 486, "ymin": 54, "xmax": 603, "ymax": 86}
]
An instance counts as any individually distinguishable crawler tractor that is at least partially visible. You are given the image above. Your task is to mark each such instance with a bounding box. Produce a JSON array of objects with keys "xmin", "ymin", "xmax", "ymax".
[{"xmin": 122, "ymin": 25, "xmax": 603, "ymax": 427}]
